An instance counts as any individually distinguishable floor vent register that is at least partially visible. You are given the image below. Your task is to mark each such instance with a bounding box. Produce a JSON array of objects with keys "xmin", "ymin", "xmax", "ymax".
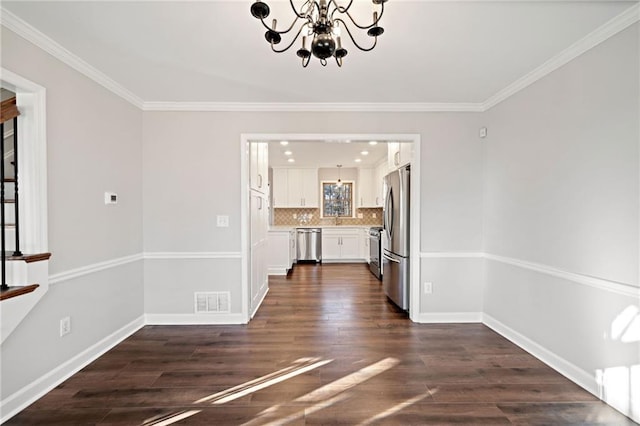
[{"xmin": 194, "ymin": 291, "xmax": 231, "ymax": 314}]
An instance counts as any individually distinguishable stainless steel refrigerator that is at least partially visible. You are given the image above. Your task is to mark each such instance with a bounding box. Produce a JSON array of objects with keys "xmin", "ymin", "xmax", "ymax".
[{"xmin": 382, "ymin": 165, "xmax": 410, "ymax": 311}]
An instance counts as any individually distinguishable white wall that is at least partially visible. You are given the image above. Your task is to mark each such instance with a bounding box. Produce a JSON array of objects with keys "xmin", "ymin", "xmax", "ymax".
[
  {"xmin": 483, "ymin": 23, "xmax": 639, "ymax": 421},
  {"xmin": 0, "ymin": 27, "xmax": 144, "ymax": 406},
  {"xmin": 142, "ymin": 112, "xmax": 485, "ymax": 318}
]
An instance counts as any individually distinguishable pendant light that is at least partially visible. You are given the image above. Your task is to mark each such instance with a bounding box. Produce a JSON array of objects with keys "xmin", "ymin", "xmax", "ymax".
[{"xmin": 336, "ymin": 164, "xmax": 343, "ymax": 187}]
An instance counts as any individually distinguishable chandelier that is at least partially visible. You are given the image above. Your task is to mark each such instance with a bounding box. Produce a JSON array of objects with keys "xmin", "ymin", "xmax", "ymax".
[{"xmin": 250, "ymin": 0, "xmax": 387, "ymax": 67}]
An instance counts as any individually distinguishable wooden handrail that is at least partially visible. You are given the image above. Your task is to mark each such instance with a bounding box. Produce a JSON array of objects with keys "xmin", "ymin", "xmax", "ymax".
[
  {"xmin": 0, "ymin": 97, "xmax": 20, "ymax": 124},
  {"xmin": 0, "ymin": 284, "xmax": 39, "ymax": 301}
]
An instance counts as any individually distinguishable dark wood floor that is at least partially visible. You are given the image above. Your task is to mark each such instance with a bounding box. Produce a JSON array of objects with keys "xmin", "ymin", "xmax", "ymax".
[{"xmin": 7, "ymin": 264, "xmax": 635, "ymax": 425}]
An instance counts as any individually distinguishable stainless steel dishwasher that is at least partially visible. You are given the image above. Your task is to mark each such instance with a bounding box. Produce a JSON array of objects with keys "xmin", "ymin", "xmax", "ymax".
[{"xmin": 296, "ymin": 228, "xmax": 322, "ymax": 263}]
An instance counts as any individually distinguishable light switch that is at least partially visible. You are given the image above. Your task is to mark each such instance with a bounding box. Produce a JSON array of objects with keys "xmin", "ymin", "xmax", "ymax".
[{"xmin": 216, "ymin": 215, "xmax": 229, "ymax": 227}]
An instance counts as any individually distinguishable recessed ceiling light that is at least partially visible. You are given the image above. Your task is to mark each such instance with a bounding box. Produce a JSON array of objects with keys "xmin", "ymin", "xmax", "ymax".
[
  {"xmin": 361, "ymin": 151, "xmax": 369, "ymax": 155},
  {"xmin": 288, "ymin": 158, "xmax": 295, "ymax": 163},
  {"xmin": 280, "ymin": 141, "xmax": 289, "ymax": 146},
  {"xmin": 284, "ymin": 151, "xmax": 293, "ymax": 156},
  {"xmin": 355, "ymin": 158, "xmax": 362, "ymax": 163},
  {"xmin": 369, "ymin": 141, "xmax": 378, "ymax": 145}
]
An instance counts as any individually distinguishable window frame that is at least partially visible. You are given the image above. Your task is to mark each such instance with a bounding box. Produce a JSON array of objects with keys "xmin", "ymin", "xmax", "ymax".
[{"xmin": 320, "ymin": 180, "xmax": 355, "ymax": 219}]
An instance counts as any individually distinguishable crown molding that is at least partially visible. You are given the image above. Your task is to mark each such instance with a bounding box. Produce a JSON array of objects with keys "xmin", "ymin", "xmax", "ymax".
[
  {"xmin": 2, "ymin": 4, "xmax": 637, "ymax": 113},
  {"xmin": 482, "ymin": 3, "xmax": 639, "ymax": 111},
  {"xmin": 141, "ymin": 102, "xmax": 484, "ymax": 113},
  {"xmin": 0, "ymin": 8, "xmax": 145, "ymax": 109}
]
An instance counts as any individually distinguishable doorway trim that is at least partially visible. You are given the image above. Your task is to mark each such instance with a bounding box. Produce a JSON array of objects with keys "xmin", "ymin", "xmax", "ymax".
[{"xmin": 240, "ymin": 133, "xmax": 421, "ymax": 323}]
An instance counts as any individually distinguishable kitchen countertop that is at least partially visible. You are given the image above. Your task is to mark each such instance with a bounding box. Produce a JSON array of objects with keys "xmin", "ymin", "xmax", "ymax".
[{"xmin": 269, "ymin": 225, "xmax": 379, "ymax": 231}]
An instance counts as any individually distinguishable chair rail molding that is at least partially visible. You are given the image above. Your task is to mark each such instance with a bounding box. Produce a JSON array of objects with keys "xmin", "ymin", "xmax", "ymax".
[{"xmin": 419, "ymin": 251, "xmax": 639, "ymax": 299}]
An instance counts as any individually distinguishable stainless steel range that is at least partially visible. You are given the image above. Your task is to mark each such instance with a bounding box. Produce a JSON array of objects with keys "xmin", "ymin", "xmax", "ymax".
[{"xmin": 368, "ymin": 227, "xmax": 383, "ymax": 280}]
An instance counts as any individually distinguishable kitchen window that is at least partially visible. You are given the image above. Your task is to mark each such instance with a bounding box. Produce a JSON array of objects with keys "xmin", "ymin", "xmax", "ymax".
[{"xmin": 322, "ymin": 181, "xmax": 353, "ymax": 217}]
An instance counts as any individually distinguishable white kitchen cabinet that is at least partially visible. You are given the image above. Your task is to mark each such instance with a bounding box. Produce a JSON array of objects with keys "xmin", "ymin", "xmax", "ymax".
[
  {"xmin": 250, "ymin": 142, "xmax": 268, "ymax": 194},
  {"xmin": 267, "ymin": 229, "xmax": 296, "ymax": 275},
  {"xmin": 374, "ymin": 161, "xmax": 388, "ymax": 208},
  {"xmin": 272, "ymin": 168, "xmax": 289, "ymax": 207},
  {"xmin": 289, "ymin": 229, "xmax": 296, "ymax": 267},
  {"xmin": 357, "ymin": 167, "xmax": 377, "ymax": 208},
  {"xmin": 250, "ymin": 190, "xmax": 269, "ymax": 315},
  {"xmin": 322, "ymin": 228, "xmax": 364, "ymax": 261},
  {"xmin": 272, "ymin": 168, "xmax": 318, "ymax": 208},
  {"xmin": 361, "ymin": 228, "xmax": 370, "ymax": 263},
  {"xmin": 288, "ymin": 168, "xmax": 318, "ymax": 207},
  {"xmin": 322, "ymin": 233, "xmax": 342, "ymax": 259},
  {"xmin": 387, "ymin": 142, "xmax": 412, "ymax": 170}
]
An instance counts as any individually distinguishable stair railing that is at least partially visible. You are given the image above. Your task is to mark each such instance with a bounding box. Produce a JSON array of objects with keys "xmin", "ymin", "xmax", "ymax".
[
  {"xmin": 1, "ymin": 96, "xmax": 21, "ymax": 291},
  {"xmin": 10, "ymin": 115, "xmax": 22, "ymax": 258},
  {"xmin": 1, "ymin": 119, "xmax": 7, "ymax": 290}
]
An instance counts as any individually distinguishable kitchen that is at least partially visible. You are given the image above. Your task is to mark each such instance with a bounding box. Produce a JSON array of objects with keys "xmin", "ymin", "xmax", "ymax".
[{"xmin": 249, "ymin": 138, "xmax": 413, "ymax": 317}]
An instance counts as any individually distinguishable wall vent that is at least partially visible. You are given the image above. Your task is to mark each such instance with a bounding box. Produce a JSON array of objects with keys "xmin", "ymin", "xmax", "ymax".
[{"xmin": 194, "ymin": 292, "xmax": 230, "ymax": 314}]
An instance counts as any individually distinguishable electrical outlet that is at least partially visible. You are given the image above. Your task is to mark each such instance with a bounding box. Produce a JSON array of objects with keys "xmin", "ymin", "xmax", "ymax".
[
  {"xmin": 104, "ymin": 192, "xmax": 117, "ymax": 205},
  {"xmin": 372, "ymin": 213, "xmax": 377, "ymax": 218},
  {"xmin": 358, "ymin": 213, "xmax": 363, "ymax": 219},
  {"xmin": 424, "ymin": 282, "xmax": 433, "ymax": 294},
  {"xmin": 293, "ymin": 214, "xmax": 297, "ymax": 219},
  {"xmin": 60, "ymin": 316, "xmax": 71, "ymax": 337},
  {"xmin": 216, "ymin": 215, "xmax": 229, "ymax": 227}
]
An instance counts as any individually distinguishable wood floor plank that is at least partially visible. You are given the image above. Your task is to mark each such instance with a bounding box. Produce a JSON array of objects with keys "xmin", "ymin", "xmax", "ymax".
[{"xmin": 5, "ymin": 263, "xmax": 634, "ymax": 425}]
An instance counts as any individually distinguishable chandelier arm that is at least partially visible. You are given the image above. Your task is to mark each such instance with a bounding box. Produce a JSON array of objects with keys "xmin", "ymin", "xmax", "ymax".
[
  {"xmin": 258, "ymin": 14, "xmax": 309, "ymax": 35},
  {"xmin": 290, "ymin": 0, "xmax": 316, "ymax": 19},
  {"xmin": 270, "ymin": 24, "xmax": 306, "ymax": 53},
  {"xmin": 333, "ymin": 2, "xmax": 384, "ymax": 30},
  {"xmin": 328, "ymin": 0, "xmax": 353, "ymax": 21},
  {"xmin": 334, "ymin": 19, "xmax": 378, "ymax": 52}
]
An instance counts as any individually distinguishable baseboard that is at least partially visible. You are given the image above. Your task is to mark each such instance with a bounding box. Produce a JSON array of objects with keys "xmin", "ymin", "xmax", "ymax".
[
  {"xmin": 412, "ymin": 312, "xmax": 483, "ymax": 323},
  {"xmin": 268, "ymin": 267, "xmax": 288, "ymax": 276},
  {"xmin": 481, "ymin": 314, "xmax": 640, "ymax": 422},
  {"xmin": 0, "ymin": 315, "xmax": 145, "ymax": 423},
  {"xmin": 145, "ymin": 313, "xmax": 246, "ymax": 325},
  {"xmin": 482, "ymin": 314, "xmax": 599, "ymax": 395},
  {"xmin": 251, "ymin": 287, "xmax": 270, "ymax": 319}
]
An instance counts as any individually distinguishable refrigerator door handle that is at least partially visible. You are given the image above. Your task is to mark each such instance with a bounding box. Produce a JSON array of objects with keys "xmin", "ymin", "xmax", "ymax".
[
  {"xmin": 383, "ymin": 252, "xmax": 401, "ymax": 263},
  {"xmin": 384, "ymin": 186, "xmax": 394, "ymax": 240}
]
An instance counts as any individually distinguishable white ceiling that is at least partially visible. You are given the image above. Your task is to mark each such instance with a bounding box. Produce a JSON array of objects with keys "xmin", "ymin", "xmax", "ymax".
[
  {"xmin": 268, "ymin": 140, "xmax": 389, "ymax": 168},
  {"xmin": 5, "ymin": 1, "xmax": 635, "ymax": 169},
  {"xmin": 2, "ymin": 1, "xmax": 636, "ymax": 105}
]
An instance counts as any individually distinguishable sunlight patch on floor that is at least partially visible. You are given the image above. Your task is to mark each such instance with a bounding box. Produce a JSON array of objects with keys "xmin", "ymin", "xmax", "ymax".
[
  {"xmin": 356, "ymin": 391, "xmax": 431, "ymax": 425},
  {"xmin": 195, "ymin": 357, "xmax": 333, "ymax": 405},
  {"xmin": 241, "ymin": 357, "xmax": 400, "ymax": 425},
  {"xmin": 142, "ymin": 409, "xmax": 202, "ymax": 426}
]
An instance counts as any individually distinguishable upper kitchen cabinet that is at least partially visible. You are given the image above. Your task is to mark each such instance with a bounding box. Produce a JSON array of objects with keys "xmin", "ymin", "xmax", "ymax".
[
  {"xmin": 272, "ymin": 168, "xmax": 289, "ymax": 207},
  {"xmin": 387, "ymin": 142, "xmax": 412, "ymax": 170},
  {"xmin": 272, "ymin": 168, "xmax": 318, "ymax": 208},
  {"xmin": 374, "ymin": 161, "xmax": 388, "ymax": 207},
  {"xmin": 357, "ymin": 167, "xmax": 377, "ymax": 208},
  {"xmin": 250, "ymin": 142, "xmax": 268, "ymax": 194}
]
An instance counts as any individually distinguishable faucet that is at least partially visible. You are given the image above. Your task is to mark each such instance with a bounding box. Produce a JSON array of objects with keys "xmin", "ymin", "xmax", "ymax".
[{"xmin": 334, "ymin": 215, "xmax": 340, "ymax": 226}]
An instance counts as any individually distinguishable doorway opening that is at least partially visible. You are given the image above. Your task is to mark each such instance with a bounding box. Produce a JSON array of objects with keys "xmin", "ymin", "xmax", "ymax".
[{"xmin": 241, "ymin": 134, "xmax": 420, "ymax": 322}]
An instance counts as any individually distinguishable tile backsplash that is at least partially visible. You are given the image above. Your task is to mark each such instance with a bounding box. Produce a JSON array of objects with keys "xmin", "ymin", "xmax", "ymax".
[{"xmin": 274, "ymin": 208, "xmax": 383, "ymax": 227}]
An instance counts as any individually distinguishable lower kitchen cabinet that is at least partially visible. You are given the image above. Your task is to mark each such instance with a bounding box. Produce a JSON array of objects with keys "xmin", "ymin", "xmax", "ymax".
[
  {"xmin": 267, "ymin": 229, "xmax": 296, "ymax": 275},
  {"xmin": 361, "ymin": 228, "xmax": 370, "ymax": 263},
  {"xmin": 322, "ymin": 228, "xmax": 364, "ymax": 261}
]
